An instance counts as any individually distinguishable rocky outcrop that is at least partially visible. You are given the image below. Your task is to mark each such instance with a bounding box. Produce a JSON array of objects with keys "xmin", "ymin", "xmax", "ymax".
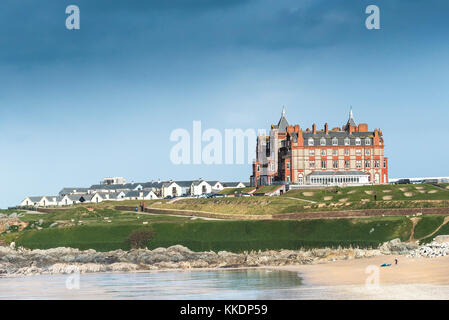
[
  {"xmin": 0, "ymin": 244, "xmax": 385, "ymax": 276},
  {"xmin": 379, "ymin": 238, "xmax": 419, "ymax": 255},
  {"xmin": 407, "ymin": 241, "xmax": 449, "ymax": 258},
  {"xmin": 0, "ymin": 237, "xmax": 447, "ymax": 276}
]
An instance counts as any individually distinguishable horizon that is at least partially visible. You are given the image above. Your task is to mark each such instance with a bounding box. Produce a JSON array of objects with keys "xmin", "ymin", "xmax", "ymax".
[{"xmin": 2, "ymin": 0, "xmax": 449, "ymax": 207}]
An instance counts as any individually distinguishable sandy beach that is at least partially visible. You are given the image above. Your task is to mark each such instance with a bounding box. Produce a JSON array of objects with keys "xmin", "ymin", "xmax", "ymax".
[{"xmin": 272, "ymin": 255, "xmax": 449, "ymax": 299}]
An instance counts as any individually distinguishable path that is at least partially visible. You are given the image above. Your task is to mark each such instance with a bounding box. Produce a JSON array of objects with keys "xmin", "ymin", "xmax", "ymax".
[
  {"xmin": 136, "ymin": 210, "xmax": 223, "ymax": 221},
  {"xmin": 409, "ymin": 217, "xmax": 422, "ymax": 242},
  {"xmin": 417, "ymin": 216, "xmax": 449, "ymax": 241}
]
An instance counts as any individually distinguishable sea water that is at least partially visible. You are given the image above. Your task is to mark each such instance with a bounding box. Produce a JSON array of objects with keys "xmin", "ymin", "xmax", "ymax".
[{"xmin": 0, "ymin": 269, "xmax": 312, "ymax": 300}]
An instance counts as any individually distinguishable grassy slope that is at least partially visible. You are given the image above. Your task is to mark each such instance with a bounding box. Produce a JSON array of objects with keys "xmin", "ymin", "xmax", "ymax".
[
  {"xmin": 152, "ymin": 184, "xmax": 449, "ymax": 215},
  {"xmin": 15, "ymin": 217, "xmax": 412, "ymax": 252},
  {"xmin": 219, "ymin": 187, "xmax": 255, "ymax": 195},
  {"xmin": 413, "ymin": 215, "xmax": 446, "ymax": 239}
]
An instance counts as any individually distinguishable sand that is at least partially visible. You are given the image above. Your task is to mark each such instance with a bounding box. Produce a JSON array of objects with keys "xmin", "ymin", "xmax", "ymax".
[{"xmin": 275, "ymin": 255, "xmax": 449, "ymax": 286}]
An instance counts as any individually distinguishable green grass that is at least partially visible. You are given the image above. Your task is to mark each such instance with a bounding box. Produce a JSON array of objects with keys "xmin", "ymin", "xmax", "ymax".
[
  {"xmin": 253, "ymin": 185, "xmax": 280, "ymax": 194},
  {"xmin": 15, "ymin": 217, "xmax": 412, "ymax": 252},
  {"xmin": 284, "ymin": 184, "xmax": 449, "ymax": 202},
  {"xmin": 219, "ymin": 187, "xmax": 255, "ymax": 195},
  {"xmin": 152, "ymin": 183, "xmax": 449, "ymax": 216},
  {"xmin": 413, "ymin": 215, "xmax": 446, "ymax": 239}
]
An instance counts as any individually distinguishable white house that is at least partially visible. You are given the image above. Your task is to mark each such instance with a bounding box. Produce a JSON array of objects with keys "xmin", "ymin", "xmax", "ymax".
[
  {"xmin": 161, "ymin": 181, "xmax": 182, "ymax": 198},
  {"xmin": 20, "ymin": 196, "xmax": 42, "ymax": 207},
  {"xmin": 90, "ymin": 193, "xmax": 104, "ymax": 204},
  {"xmin": 58, "ymin": 195, "xmax": 75, "ymax": 206},
  {"xmin": 102, "ymin": 191, "xmax": 126, "ymax": 201},
  {"xmin": 124, "ymin": 190, "xmax": 159, "ymax": 200},
  {"xmin": 144, "ymin": 190, "xmax": 159, "ymax": 200},
  {"xmin": 222, "ymin": 182, "xmax": 247, "ymax": 189},
  {"xmin": 208, "ymin": 181, "xmax": 224, "ymax": 192},
  {"xmin": 191, "ymin": 180, "xmax": 212, "ymax": 196},
  {"xmin": 20, "ymin": 196, "xmax": 58, "ymax": 207}
]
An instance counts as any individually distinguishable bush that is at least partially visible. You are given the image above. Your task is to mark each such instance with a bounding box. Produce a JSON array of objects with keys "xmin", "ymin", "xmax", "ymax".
[{"xmin": 126, "ymin": 228, "xmax": 156, "ymax": 249}]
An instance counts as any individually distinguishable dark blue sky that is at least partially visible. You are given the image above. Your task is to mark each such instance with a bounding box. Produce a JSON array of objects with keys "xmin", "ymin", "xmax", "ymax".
[{"xmin": 1, "ymin": 0, "xmax": 449, "ymax": 207}]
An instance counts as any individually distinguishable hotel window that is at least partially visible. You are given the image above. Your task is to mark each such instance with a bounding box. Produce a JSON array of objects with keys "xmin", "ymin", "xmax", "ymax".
[
  {"xmin": 365, "ymin": 138, "xmax": 371, "ymax": 145},
  {"xmin": 286, "ymin": 162, "xmax": 290, "ymax": 169},
  {"xmin": 344, "ymin": 160, "xmax": 350, "ymax": 169},
  {"xmin": 374, "ymin": 160, "xmax": 380, "ymax": 168},
  {"xmin": 320, "ymin": 137, "xmax": 326, "ymax": 146},
  {"xmin": 333, "ymin": 160, "xmax": 338, "ymax": 169},
  {"xmin": 321, "ymin": 149, "xmax": 326, "ymax": 156},
  {"xmin": 365, "ymin": 149, "xmax": 371, "ymax": 156},
  {"xmin": 344, "ymin": 137, "xmax": 350, "ymax": 146},
  {"xmin": 270, "ymin": 163, "xmax": 274, "ymax": 171},
  {"xmin": 332, "ymin": 137, "xmax": 338, "ymax": 146},
  {"xmin": 308, "ymin": 138, "xmax": 314, "ymax": 146},
  {"xmin": 356, "ymin": 160, "xmax": 362, "ymax": 169},
  {"xmin": 332, "ymin": 149, "xmax": 338, "ymax": 156},
  {"xmin": 321, "ymin": 160, "xmax": 327, "ymax": 169},
  {"xmin": 356, "ymin": 149, "xmax": 362, "ymax": 156},
  {"xmin": 309, "ymin": 161, "xmax": 315, "ymax": 169},
  {"xmin": 365, "ymin": 160, "xmax": 371, "ymax": 168},
  {"xmin": 344, "ymin": 149, "xmax": 350, "ymax": 156},
  {"xmin": 257, "ymin": 165, "xmax": 260, "ymax": 172},
  {"xmin": 355, "ymin": 138, "xmax": 361, "ymax": 145},
  {"xmin": 309, "ymin": 149, "xmax": 315, "ymax": 156},
  {"xmin": 383, "ymin": 160, "xmax": 387, "ymax": 168}
]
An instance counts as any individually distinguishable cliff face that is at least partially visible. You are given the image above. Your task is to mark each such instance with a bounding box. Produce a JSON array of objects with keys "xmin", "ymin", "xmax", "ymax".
[{"xmin": 0, "ymin": 239, "xmax": 425, "ymax": 276}]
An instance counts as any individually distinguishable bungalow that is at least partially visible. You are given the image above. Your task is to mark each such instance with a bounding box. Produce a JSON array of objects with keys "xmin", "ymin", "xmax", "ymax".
[
  {"xmin": 191, "ymin": 180, "xmax": 212, "ymax": 196},
  {"xmin": 125, "ymin": 190, "xmax": 159, "ymax": 200},
  {"xmin": 222, "ymin": 182, "xmax": 247, "ymax": 189},
  {"xmin": 58, "ymin": 187, "xmax": 89, "ymax": 196},
  {"xmin": 207, "ymin": 181, "xmax": 224, "ymax": 193},
  {"xmin": 20, "ymin": 196, "xmax": 43, "ymax": 207},
  {"xmin": 90, "ymin": 193, "xmax": 104, "ymax": 204},
  {"xmin": 161, "ymin": 181, "xmax": 182, "ymax": 198},
  {"xmin": 176, "ymin": 181, "xmax": 195, "ymax": 195},
  {"xmin": 100, "ymin": 191, "xmax": 126, "ymax": 201},
  {"xmin": 20, "ymin": 196, "xmax": 58, "ymax": 207},
  {"xmin": 59, "ymin": 195, "xmax": 74, "ymax": 206}
]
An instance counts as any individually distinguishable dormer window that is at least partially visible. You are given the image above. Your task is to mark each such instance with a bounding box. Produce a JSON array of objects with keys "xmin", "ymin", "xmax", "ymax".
[
  {"xmin": 355, "ymin": 138, "xmax": 361, "ymax": 145},
  {"xmin": 308, "ymin": 138, "xmax": 314, "ymax": 146},
  {"xmin": 320, "ymin": 137, "xmax": 326, "ymax": 146},
  {"xmin": 332, "ymin": 137, "xmax": 338, "ymax": 146},
  {"xmin": 365, "ymin": 138, "xmax": 371, "ymax": 145},
  {"xmin": 344, "ymin": 137, "xmax": 350, "ymax": 146}
]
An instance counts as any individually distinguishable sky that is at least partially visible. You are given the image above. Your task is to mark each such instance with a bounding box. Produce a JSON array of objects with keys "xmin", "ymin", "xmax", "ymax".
[{"xmin": 0, "ymin": 0, "xmax": 448, "ymax": 208}]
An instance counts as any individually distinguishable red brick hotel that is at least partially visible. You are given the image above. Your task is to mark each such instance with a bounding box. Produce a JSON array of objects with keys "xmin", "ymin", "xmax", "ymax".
[{"xmin": 250, "ymin": 107, "xmax": 388, "ymax": 187}]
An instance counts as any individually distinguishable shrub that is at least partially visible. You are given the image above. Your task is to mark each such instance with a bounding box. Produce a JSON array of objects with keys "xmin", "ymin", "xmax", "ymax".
[{"xmin": 126, "ymin": 228, "xmax": 156, "ymax": 249}]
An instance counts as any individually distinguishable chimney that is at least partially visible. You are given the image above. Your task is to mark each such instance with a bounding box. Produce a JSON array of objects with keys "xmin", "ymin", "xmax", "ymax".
[
  {"xmin": 312, "ymin": 124, "xmax": 317, "ymax": 134},
  {"xmin": 324, "ymin": 123, "xmax": 329, "ymax": 134}
]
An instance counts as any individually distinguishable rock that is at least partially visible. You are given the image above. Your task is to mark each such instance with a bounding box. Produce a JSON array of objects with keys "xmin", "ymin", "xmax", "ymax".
[
  {"xmin": 433, "ymin": 235, "xmax": 449, "ymax": 243},
  {"xmin": 9, "ymin": 242, "xmax": 15, "ymax": 250},
  {"xmin": 49, "ymin": 222, "xmax": 58, "ymax": 228}
]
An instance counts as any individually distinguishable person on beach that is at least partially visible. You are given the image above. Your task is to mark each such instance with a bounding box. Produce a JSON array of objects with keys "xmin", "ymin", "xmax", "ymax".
[{"xmin": 395, "ymin": 258, "xmax": 398, "ymax": 265}]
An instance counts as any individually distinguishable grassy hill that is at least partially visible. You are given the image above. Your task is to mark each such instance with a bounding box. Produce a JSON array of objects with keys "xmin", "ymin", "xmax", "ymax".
[
  {"xmin": 4, "ymin": 183, "xmax": 449, "ymax": 252},
  {"xmin": 14, "ymin": 217, "xmax": 412, "ymax": 252},
  {"xmin": 150, "ymin": 184, "xmax": 449, "ymax": 215}
]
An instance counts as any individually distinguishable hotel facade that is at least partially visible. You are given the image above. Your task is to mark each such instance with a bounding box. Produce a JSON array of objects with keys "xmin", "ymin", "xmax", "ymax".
[{"xmin": 250, "ymin": 107, "xmax": 388, "ymax": 187}]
